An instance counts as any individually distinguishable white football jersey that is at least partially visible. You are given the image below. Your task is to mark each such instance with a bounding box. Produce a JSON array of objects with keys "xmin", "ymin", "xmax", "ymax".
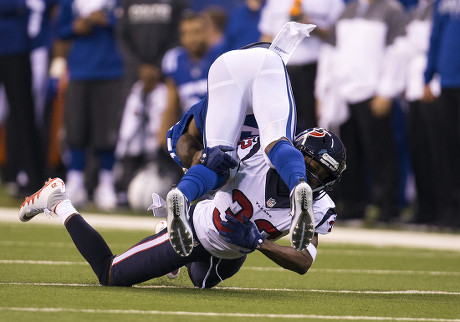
[{"xmin": 193, "ymin": 136, "xmax": 337, "ymax": 259}]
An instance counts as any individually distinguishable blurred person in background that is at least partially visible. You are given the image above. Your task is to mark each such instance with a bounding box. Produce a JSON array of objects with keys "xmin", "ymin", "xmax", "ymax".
[
  {"xmin": 114, "ymin": 66, "xmax": 177, "ymax": 209},
  {"xmin": 423, "ymin": 0, "xmax": 460, "ymax": 228},
  {"xmin": 189, "ymin": 0, "xmax": 241, "ymax": 13},
  {"xmin": 1, "ymin": 0, "xmax": 58, "ymax": 179},
  {"xmin": 317, "ymin": 0, "xmax": 407, "ymax": 224},
  {"xmin": 160, "ymin": 12, "xmax": 226, "ymax": 141},
  {"xmin": 116, "ymin": 0, "xmax": 189, "ymax": 98},
  {"xmin": 57, "ymin": 0, "xmax": 124, "ymax": 211},
  {"xmin": 28, "ymin": 0, "xmax": 58, "ymax": 131},
  {"xmin": 114, "ymin": 0, "xmax": 189, "ymax": 202},
  {"xmin": 372, "ymin": 0, "xmax": 441, "ymax": 225},
  {"xmin": 0, "ymin": 1, "xmax": 45, "ymax": 197},
  {"xmin": 259, "ymin": 0, "xmax": 344, "ymax": 133},
  {"xmin": 224, "ymin": 0, "xmax": 265, "ymax": 51},
  {"xmin": 201, "ymin": 6, "xmax": 228, "ymax": 52}
]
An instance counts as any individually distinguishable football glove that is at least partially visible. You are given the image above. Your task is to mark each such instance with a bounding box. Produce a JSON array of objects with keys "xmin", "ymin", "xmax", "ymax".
[
  {"xmin": 219, "ymin": 214, "xmax": 265, "ymax": 253},
  {"xmin": 199, "ymin": 145, "xmax": 238, "ymax": 174}
]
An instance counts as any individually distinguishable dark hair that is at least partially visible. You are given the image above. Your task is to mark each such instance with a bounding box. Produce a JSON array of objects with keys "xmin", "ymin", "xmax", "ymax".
[{"xmin": 201, "ymin": 6, "xmax": 228, "ymax": 33}]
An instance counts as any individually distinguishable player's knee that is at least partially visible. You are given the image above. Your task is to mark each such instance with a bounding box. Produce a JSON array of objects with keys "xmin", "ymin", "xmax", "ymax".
[
  {"xmin": 189, "ymin": 277, "xmax": 219, "ymax": 289},
  {"xmin": 264, "ymin": 137, "xmax": 289, "ymax": 155},
  {"xmin": 187, "ymin": 264, "xmax": 221, "ymax": 289},
  {"xmin": 96, "ymin": 255, "xmax": 116, "ymax": 286}
]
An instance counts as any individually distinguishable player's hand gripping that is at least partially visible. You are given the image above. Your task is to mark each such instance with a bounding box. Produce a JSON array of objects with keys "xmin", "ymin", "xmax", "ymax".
[
  {"xmin": 199, "ymin": 145, "xmax": 238, "ymax": 174},
  {"xmin": 219, "ymin": 214, "xmax": 265, "ymax": 253}
]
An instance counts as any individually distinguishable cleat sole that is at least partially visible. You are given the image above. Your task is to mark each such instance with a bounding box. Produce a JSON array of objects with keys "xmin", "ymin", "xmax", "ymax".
[
  {"xmin": 166, "ymin": 189, "xmax": 194, "ymax": 257},
  {"xmin": 290, "ymin": 181, "xmax": 314, "ymax": 251}
]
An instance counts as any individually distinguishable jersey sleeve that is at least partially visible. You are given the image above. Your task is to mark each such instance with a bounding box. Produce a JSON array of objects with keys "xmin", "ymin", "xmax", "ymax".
[
  {"xmin": 161, "ymin": 47, "xmax": 181, "ymax": 77},
  {"xmin": 312, "ymin": 194, "xmax": 337, "ymax": 235}
]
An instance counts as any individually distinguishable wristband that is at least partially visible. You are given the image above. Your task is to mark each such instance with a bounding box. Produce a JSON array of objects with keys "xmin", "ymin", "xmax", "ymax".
[{"xmin": 306, "ymin": 243, "xmax": 317, "ymax": 262}]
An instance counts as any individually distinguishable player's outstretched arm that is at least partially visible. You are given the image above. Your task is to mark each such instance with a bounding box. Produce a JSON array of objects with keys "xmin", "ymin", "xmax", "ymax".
[
  {"xmin": 258, "ymin": 234, "xmax": 318, "ymax": 275},
  {"xmin": 219, "ymin": 214, "xmax": 317, "ymax": 275}
]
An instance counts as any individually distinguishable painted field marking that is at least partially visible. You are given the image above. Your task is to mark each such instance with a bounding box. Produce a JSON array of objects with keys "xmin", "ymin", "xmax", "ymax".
[
  {"xmin": 0, "ymin": 240, "xmax": 130, "ymax": 249},
  {"xmin": 0, "ymin": 306, "xmax": 459, "ymax": 321},
  {"xmin": 1, "ymin": 260, "xmax": 459, "ymax": 277},
  {"xmin": 244, "ymin": 266, "xmax": 460, "ymax": 276},
  {"xmin": 1, "ymin": 282, "xmax": 460, "ymax": 295}
]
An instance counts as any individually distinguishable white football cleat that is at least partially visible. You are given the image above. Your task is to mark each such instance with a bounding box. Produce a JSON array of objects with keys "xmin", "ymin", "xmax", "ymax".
[
  {"xmin": 166, "ymin": 187, "xmax": 193, "ymax": 257},
  {"xmin": 18, "ymin": 178, "xmax": 67, "ymax": 222},
  {"xmin": 289, "ymin": 178, "xmax": 315, "ymax": 251}
]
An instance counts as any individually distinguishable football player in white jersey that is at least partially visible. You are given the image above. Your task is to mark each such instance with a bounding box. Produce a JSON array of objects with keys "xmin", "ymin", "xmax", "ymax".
[
  {"xmin": 18, "ymin": 127, "xmax": 345, "ymax": 288},
  {"xmin": 165, "ymin": 42, "xmax": 319, "ymax": 258}
]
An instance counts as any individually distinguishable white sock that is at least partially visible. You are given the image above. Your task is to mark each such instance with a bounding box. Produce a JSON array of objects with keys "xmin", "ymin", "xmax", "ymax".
[
  {"xmin": 98, "ymin": 169, "xmax": 114, "ymax": 186},
  {"xmin": 67, "ymin": 169, "xmax": 85, "ymax": 187},
  {"xmin": 54, "ymin": 199, "xmax": 79, "ymax": 224}
]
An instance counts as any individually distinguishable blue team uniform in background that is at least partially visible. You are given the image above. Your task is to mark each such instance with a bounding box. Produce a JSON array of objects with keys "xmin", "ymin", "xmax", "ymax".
[
  {"xmin": 0, "ymin": 1, "xmax": 30, "ymax": 56},
  {"xmin": 57, "ymin": 0, "xmax": 123, "ymax": 81},
  {"xmin": 162, "ymin": 46, "xmax": 224, "ymax": 113}
]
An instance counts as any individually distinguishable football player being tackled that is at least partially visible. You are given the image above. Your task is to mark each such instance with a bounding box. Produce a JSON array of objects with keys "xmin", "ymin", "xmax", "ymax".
[
  {"xmin": 165, "ymin": 40, "xmax": 318, "ymax": 258},
  {"xmin": 18, "ymin": 126, "xmax": 345, "ymax": 288},
  {"xmin": 19, "ymin": 29, "xmax": 346, "ymax": 288}
]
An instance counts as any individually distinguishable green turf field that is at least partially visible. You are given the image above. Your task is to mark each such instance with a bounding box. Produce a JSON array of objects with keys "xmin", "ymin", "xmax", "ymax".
[{"xmin": 1, "ymin": 222, "xmax": 459, "ymax": 321}]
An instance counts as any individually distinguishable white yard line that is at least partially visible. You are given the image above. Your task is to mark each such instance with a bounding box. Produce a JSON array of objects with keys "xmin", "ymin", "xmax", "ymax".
[
  {"xmin": 2, "ymin": 282, "xmax": 460, "ymax": 295},
  {"xmin": 0, "ymin": 306, "xmax": 459, "ymax": 321},
  {"xmin": 1, "ymin": 207, "xmax": 460, "ymax": 251},
  {"xmin": 1, "ymin": 261, "xmax": 460, "ymax": 277}
]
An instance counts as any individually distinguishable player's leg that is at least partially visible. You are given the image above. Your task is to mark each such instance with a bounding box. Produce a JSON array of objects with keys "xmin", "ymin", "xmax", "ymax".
[
  {"xmin": 2, "ymin": 53, "xmax": 44, "ymax": 193},
  {"xmin": 90, "ymin": 79, "xmax": 123, "ymax": 211},
  {"xmin": 166, "ymin": 49, "xmax": 261, "ymax": 257},
  {"xmin": 204, "ymin": 48, "xmax": 264, "ymax": 148},
  {"xmin": 110, "ymin": 231, "xmax": 211, "ymax": 287},
  {"xmin": 207, "ymin": 47, "xmax": 307, "ymax": 192},
  {"xmin": 172, "ymin": 48, "xmax": 277, "ymax": 205},
  {"xmin": 171, "ymin": 49, "xmax": 264, "ymax": 205},
  {"xmin": 64, "ymin": 81, "xmax": 89, "ymax": 207},
  {"xmin": 248, "ymin": 49, "xmax": 313, "ymax": 251},
  {"xmin": 18, "ymin": 178, "xmax": 209, "ymax": 286},
  {"xmin": 186, "ymin": 255, "xmax": 246, "ymax": 289},
  {"xmin": 18, "ymin": 178, "xmax": 114, "ymax": 285},
  {"xmin": 65, "ymin": 214, "xmax": 114, "ymax": 285}
]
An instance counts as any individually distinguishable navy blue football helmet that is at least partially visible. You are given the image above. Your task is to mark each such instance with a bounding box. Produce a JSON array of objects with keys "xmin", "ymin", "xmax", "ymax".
[{"xmin": 294, "ymin": 128, "xmax": 346, "ymax": 197}]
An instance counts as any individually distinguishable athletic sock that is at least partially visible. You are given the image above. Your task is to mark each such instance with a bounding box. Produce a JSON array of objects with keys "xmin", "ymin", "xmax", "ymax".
[
  {"xmin": 65, "ymin": 215, "xmax": 114, "ymax": 285},
  {"xmin": 69, "ymin": 148, "xmax": 85, "ymax": 171},
  {"xmin": 177, "ymin": 164, "xmax": 224, "ymax": 202},
  {"xmin": 267, "ymin": 140, "xmax": 306, "ymax": 191},
  {"xmin": 54, "ymin": 199, "xmax": 78, "ymax": 224}
]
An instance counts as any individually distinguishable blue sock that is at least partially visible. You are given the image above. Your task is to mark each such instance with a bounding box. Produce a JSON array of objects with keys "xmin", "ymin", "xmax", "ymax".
[
  {"xmin": 177, "ymin": 164, "xmax": 226, "ymax": 202},
  {"xmin": 267, "ymin": 140, "xmax": 306, "ymax": 191},
  {"xmin": 69, "ymin": 148, "xmax": 85, "ymax": 171},
  {"xmin": 98, "ymin": 150, "xmax": 115, "ymax": 170}
]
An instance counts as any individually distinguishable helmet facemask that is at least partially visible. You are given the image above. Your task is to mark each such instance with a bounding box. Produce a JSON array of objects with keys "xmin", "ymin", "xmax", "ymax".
[
  {"xmin": 294, "ymin": 127, "xmax": 347, "ymax": 200},
  {"xmin": 304, "ymin": 153, "xmax": 340, "ymax": 200}
]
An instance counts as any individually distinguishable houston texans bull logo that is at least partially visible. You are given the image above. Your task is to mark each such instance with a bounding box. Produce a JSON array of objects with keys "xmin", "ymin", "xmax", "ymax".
[{"xmin": 307, "ymin": 128, "xmax": 331, "ymax": 138}]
